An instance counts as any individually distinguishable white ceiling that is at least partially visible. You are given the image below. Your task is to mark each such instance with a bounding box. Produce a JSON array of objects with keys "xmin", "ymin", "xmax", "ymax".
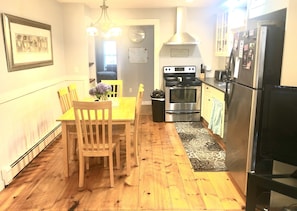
[{"xmin": 55, "ymin": 0, "xmax": 226, "ymax": 9}]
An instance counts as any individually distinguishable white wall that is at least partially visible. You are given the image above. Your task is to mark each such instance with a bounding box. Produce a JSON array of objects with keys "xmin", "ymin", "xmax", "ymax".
[
  {"xmin": 0, "ymin": 0, "xmax": 66, "ymax": 93},
  {"xmin": 88, "ymin": 7, "xmax": 222, "ymax": 85},
  {"xmin": 116, "ymin": 25, "xmax": 155, "ymax": 103},
  {"xmin": 62, "ymin": 3, "xmax": 91, "ymax": 98},
  {"xmin": 248, "ymin": 0, "xmax": 288, "ymax": 19},
  {"xmin": 281, "ymin": 0, "xmax": 297, "ymax": 86},
  {"xmin": 0, "ymin": 0, "xmax": 65, "ymax": 179},
  {"xmin": 247, "ymin": 0, "xmax": 297, "ymax": 86},
  {"xmin": 0, "ymin": 0, "xmax": 90, "ymax": 189}
]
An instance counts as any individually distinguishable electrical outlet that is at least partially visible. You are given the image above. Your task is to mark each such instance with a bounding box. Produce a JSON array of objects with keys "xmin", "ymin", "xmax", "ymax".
[{"xmin": 129, "ymin": 88, "xmax": 132, "ymax": 93}]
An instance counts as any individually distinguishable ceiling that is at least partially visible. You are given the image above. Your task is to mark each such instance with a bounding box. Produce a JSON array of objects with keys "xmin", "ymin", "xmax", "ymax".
[{"xmin": 55, "ymin": 0, "xmax": 226, "ymax": 9}]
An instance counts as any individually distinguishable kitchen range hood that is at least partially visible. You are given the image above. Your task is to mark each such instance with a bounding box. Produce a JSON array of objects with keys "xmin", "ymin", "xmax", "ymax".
[{"xmin": 165, "ymin": 7, "xmax": 198, "ymax": 45}]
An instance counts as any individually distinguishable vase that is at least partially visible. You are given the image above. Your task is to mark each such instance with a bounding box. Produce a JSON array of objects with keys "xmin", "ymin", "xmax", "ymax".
[
  {"xmin": 95, "ymin": 94, "xmax": 108, "ymax": 101},
  {"xmin": 101, "ymin": 95, "xmax": 108, "ymax": 101}
]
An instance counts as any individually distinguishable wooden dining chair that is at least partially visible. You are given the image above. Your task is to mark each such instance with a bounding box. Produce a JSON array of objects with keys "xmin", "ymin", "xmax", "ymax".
[
  {"xmin": 101, "ymin": 80, "xmax": 123, "ymax": 97},
  {"xmin": 57, "ymin": 87, "xmax": 77, "ymax": 160},
  {"xmin": 73, "ymin": 100, "xmax": 120, "ymax": 188},
  {"xmin": 57, "ymin": 87, "xmax": 72, "ymax": 113},
  {"xmin": 112, "ymin": 83, "xmax": 144, "ymax": 166},
  {"xmin": 133, "ymin": 84, "xmax": 144, "ymax": 166},
  {"xmin": 68, "ymin": 83, "xmax": 79, "ymax": 106}
]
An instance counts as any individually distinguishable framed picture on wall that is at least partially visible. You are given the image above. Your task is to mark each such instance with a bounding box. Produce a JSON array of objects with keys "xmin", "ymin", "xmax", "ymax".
[
  {"xmin": 128, "ymin": 47, "xmax": 148, "ymax": 63},
  {"xmin": 1, "ymin": 13, "xmax": 53, "ymax": 72}
]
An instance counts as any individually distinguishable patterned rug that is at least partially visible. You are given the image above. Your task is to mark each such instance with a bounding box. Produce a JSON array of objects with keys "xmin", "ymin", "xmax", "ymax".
[{"xmin": 175, "ymin": 122, "xmax": 227, "ymax": 172}]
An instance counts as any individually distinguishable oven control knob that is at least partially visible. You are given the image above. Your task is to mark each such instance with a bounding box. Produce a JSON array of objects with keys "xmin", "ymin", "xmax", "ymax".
[{"xmin": 164, "ymin": 66, "xmax": 174, "ymax": 73}]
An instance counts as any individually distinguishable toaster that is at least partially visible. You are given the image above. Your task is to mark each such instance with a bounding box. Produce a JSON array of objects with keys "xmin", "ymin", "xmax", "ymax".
[{"xmin": 215, "ymin": 70, "xmax": 227, "ymax": 81}]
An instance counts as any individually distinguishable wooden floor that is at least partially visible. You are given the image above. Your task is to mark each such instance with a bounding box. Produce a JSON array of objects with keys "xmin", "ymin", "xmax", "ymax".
[{"xmin": 0, "ymin": 107, "xmax": 245, "ymax": 210}]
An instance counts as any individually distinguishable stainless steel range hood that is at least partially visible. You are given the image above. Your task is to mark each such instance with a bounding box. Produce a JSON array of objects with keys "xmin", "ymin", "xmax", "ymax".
[{"xmin": 165, "ymin": 7, "xmax": 198, "ymax": 45}]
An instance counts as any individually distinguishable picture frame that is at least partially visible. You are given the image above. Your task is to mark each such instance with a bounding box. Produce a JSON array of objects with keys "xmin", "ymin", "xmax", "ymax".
[
  {"xmin": 128, "ymin": 47, "xmax": 148, "ymax": 63},
  {"xmin": 1, "ymin": 13, "xmax": 53, "ymax": 72}
]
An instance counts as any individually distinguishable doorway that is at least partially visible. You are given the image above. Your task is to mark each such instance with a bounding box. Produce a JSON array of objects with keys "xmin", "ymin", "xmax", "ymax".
[
  {"xmin": 95, "ymin": 39, "xmax": 118, "ymax": 82},
  {"xmin": 92, "ymin": 19, "xmax": 160, "ymax": 104}
]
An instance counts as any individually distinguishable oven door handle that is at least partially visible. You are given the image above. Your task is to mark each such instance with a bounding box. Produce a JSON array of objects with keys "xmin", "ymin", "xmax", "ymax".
[{"xmin": 166, "ymin": 111, "xmax": 200, "ymax": 114}]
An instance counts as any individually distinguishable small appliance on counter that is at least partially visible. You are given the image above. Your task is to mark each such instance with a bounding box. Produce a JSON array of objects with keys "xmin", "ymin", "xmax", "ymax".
[
  {"xmin": 200, "ymin": 64, "xmax": 205, "ymax": 79},
  {"xmin": 214, "ymin": 70, "xmax": 227, "ymax": 81}
]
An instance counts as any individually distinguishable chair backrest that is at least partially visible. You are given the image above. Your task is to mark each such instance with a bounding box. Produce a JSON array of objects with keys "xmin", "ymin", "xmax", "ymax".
[
  {"xmin": 138, "ymin": 83, "xmax": 144, "ymax": 90},
  {"xmin": 68, "ymin": 83, "xmax": 79, "ymax": 106},
  {"xmin": 136, "ymin": 83, "xmax": 144, "ymax": 115},
  {"xmin": 73, "ymin": 101, "xmax": 113, "ymax": 156},
  {"xmin": 101, "ymin": 80, "xmax": 123, "ymax": 97},
  {"xmin": 57, "ymin": 87, "xmax": 72, "ymax": 113}
]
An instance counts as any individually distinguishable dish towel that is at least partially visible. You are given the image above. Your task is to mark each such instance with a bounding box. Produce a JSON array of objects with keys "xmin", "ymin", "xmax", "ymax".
[{"xmin": 208, "ymin": 98, "xmax": 223, "ymax": 137}]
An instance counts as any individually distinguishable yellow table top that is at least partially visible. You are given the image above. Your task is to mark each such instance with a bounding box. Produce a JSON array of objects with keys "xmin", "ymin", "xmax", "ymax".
[{"xmin": 57, "ymin": 97, "xmax": 136, "ymax": 123}]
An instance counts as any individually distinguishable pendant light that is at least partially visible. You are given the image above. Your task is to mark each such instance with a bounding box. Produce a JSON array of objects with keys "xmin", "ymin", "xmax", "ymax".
[{"xmin": 87, "ymin": 0, "xmax": 121, "ymax": 37}]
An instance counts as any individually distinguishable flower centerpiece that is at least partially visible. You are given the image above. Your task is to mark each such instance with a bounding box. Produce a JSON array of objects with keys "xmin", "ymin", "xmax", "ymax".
[{"xmin": 89, "ymin": 82, "xmax": 112, "ymax": 101}]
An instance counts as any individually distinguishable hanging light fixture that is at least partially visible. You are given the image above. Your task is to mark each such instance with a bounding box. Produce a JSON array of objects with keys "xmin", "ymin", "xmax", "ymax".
[{"xmin": 87, "ymin": 0, "xmax": 121, "ymax": 37}]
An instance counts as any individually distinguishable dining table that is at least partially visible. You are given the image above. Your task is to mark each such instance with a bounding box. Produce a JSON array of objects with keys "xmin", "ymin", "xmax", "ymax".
[{"xmin": 57, "ymin": 97, "xmax": 136, "ymax": 177}]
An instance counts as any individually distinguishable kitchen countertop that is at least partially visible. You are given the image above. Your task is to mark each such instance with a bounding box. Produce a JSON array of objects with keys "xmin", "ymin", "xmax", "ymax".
[{"xmin": 199, "ymin": 78, "xmax": 227, "ymax": 93}]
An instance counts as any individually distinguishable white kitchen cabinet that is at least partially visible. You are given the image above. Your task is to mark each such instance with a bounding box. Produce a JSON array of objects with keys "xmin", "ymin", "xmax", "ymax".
[
  {"xmin": 248, "ymin": 0, "xmax": 288, "ymax": 19},
  {"xmin": 215, "ymin": 9, "xmax": 246, "ymax": 57},
  {"xmin": 201, "ymin": 83, "xmax": 212, "ymax": 123},
  {"xmin": 215, "ymin": 11, "xmax": 232, "ymax": 57},
  {"xmin": 201, "ymin": 83, "xmax": 225, "ymax": 137}
]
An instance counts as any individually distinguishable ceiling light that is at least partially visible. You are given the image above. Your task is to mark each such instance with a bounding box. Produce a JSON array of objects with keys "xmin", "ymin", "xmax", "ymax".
[{"xmin": 87, "ymin": 0, "xmax": 121, "ymax": 37}]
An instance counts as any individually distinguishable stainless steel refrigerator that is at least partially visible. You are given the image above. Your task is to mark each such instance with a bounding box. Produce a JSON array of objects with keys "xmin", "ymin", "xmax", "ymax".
[{"xmin": 225, "ymin": 24, "xmax": 285, "ymax": 195}]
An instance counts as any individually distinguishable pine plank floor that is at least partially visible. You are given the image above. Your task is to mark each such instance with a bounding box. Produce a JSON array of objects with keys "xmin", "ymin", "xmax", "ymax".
[{"xmin": 0, "ymin": 107, "xmax": 246, "ymax": 210}]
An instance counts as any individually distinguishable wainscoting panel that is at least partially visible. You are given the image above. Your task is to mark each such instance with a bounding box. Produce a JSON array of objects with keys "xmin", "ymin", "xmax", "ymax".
[{"xmin": 1, "ymin": 124, "xmax": 61, "ymax": 186}]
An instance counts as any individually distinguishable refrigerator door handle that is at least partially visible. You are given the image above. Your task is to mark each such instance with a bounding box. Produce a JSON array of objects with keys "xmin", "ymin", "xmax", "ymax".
[
  {"xmin": 225, "ymin": 82, "xmax": 229, "ymax": 102},
  {"xmin": 225, "ymin": 81, "xmax": 235, "ymax": 109},
  {"xmin": 226, "ymin": 49, "xmax": 235, "ymax": 81}
]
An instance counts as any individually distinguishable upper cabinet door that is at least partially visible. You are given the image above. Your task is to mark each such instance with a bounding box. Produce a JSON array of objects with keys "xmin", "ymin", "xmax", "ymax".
[
  {"xmin": 215, "ymin": 8, "xmax": 246, "ymax": 57},
  {"xmin": 215, "ymin": 11, "xmax": 232, "ymax": 57}
]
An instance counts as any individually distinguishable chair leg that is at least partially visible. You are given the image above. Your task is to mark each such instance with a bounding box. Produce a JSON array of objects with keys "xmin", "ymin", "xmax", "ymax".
[
  {"xmin": 67, "ymin": 133, "xmax": 74, "ymax": 161},
  {"xmin": 73, "ymin": 138, "xmax": 78, "ymax": 160},
  {"xmin": 108, "ymin": 154, "xmax": 114, "ymax": 187},
  {"xmin": 134, "ymin": 132, "xmax": 139, "ymax": 166},
  {"xmin": 116, "ymin": 143, "xmax": 120, "ymax": 169},
  {"xmin": 85, "ymin": 157, "xmax": 90, "ymax": 170},
  {"xmin": 104, "ymin": 157, "xmax": 108, "ymax": 168},
  {"xmin": 67, "ymin": 133, "xmax": 78, "ymax": 161},
  {"xmin": 79, "ymin": 156, "xmax": 85, "ymax": 188}
]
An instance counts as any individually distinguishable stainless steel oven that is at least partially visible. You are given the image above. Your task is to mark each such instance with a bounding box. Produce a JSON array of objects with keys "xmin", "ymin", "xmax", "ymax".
[{"xmin": 163, "ymin": 66, "xmax": 201, "ymax": 122}]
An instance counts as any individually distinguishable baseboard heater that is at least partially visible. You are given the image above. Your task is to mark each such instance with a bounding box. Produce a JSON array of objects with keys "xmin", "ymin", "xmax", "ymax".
[{"xmin": 1, "ymin": 124, "xmax": 61, "ymax": 187}]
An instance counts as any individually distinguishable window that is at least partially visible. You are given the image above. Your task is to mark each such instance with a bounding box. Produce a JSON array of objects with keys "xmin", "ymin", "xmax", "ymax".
[{"xmin": 103, "ymin": 41, "xmax": 117, "ymax": 69}]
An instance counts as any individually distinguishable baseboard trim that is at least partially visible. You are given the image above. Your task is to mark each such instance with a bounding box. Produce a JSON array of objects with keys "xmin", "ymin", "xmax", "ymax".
[{"xmin": 1, "ymin": 124, "xmax": 61, "ymax": 186}]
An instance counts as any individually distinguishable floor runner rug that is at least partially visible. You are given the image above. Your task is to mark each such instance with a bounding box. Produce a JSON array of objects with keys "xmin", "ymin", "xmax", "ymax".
[{"xmin": 175, "ymin": 122, "xmax": 227, "ymax": 172}]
